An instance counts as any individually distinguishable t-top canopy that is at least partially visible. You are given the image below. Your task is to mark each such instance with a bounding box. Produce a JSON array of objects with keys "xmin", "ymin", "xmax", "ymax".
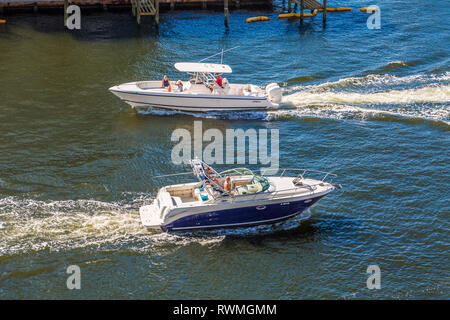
[{"xmin": 174, "ymin": 62, "xmax": 232, "ymax": 74}]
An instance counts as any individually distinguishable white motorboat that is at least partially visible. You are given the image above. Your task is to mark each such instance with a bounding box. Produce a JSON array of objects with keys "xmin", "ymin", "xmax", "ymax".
[
  {"xmin": 109, "ymin": 62, "xmax": 282, "ymax": 112},
  {"xmin": 140, "ymin": 159, "xmax": 341, "ymax": 232}
]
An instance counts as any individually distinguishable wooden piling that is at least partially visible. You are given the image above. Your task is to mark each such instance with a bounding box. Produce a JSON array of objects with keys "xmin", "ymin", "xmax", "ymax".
[
  {"xmin": 300, "ymin": 0, "xmax": 303, "ymax": 23},
  {"xmin": 323, "ymin": 0, "xmax": 327, "ymax": 25},
  {"xmin": 63, "ymin": 0, "xmax": 68, "ymax": 28},
  {"xmin": 224, "ymin": 0, "xmax": 228, "ymax": 28},
  {"xmin": 155, "ymin": 0, "xmax": 159, "ymax": 26},
  {"xmin": 137, "ymin": 0, "xmax": 141, "ymax": 24}
]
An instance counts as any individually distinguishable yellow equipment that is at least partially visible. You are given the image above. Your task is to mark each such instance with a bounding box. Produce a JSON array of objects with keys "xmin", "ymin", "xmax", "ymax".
[{"xmin": 246, "ymin": 16, "xmax": 270, "ymax": 23}]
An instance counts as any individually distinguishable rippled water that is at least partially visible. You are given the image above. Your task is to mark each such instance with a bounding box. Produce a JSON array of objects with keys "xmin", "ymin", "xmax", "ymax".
[{"xmin": 0, "ymin": 0, "xmax": 449, "ymax": 299}]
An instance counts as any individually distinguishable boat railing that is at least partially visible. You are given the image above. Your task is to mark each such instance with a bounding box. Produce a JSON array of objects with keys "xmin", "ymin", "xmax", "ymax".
[
  {"xmin": 150, "ymin": 167, "xmax": 339, "ymax": 202},
  {"xmin": 151, "ymin": 168, "xmax": 337, "ymax": 182},
  {"xmin": 221, "ymin": 168, "xmax": 338, "ymax": 202},
  {"xmin": 256, "ymin": 168, "xmax": 338, "ymax": 183},
  {"xmin": 224, "ymin": 180, "xmax": 328, "ymax": 203}
]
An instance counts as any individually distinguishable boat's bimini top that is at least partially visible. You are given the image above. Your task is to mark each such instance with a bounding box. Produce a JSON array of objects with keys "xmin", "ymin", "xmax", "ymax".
[{"xmin": 174, "ymin": 62, "xmax": 233, "ymax": 74}]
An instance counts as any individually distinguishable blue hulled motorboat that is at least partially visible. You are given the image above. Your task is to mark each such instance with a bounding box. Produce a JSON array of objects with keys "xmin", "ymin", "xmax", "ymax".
[{"xmin": 140, "ymin": 159, "xmax": 340, "ymax": 232}]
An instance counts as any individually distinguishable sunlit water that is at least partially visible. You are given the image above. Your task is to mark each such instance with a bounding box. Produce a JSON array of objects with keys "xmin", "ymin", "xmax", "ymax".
[{"xmin": 0, "ymin": 0, "xmax": 448, "ymax": 299}]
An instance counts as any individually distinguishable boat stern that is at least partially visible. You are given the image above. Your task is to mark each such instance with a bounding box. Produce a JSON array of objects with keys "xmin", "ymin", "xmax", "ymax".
[
  {"xmin": 268, "ymin": 102, "xmax": 280, "ymax": 110},
  {"xmin": 139, "ymin": 204, "xmax": 163, "ymax": 229},
  {"xmin": 266, "ymin": 83, "xmax": 282, "ymax": 108}
]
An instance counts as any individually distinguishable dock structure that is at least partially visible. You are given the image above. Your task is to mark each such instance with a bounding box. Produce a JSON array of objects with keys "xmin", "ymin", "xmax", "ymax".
[
  {"xmin": 131, "ymin": 0, "xmax": 159, "ymax": 25},
  {"xmin": 0, "ymin": 0, "xmax": 272, "ymax": 12},
  {"xmin": 0, "ymin": 0, "xmax": 272, "ymax": 26},
  {"xmin": 287, "ymin": 0, "xmax": 327, "ymax": 25}
]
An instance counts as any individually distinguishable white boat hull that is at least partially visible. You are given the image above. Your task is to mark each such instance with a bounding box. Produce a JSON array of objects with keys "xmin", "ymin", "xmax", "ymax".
[{"xmin": 109, "ymin": 81, "xmax": 279, "ymax": 112}]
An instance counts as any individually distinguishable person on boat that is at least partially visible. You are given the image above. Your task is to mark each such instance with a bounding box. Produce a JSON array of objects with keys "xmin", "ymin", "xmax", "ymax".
[
  {"xmin": 223, "ymin": 176, "xmax": 232, "ymax": 193},
  {"xmin": 206, "ymin": 167, "xmax": 215, "ymax": 181},
  {"xmin": 205, "ymin": 167, "xmax": 221, "ymax": 187},
  {"xmin": 161, "ymin": 75, "xmax": 172, "ymax": 92},
  {"xmin": 215, "ymin": 74, "xmax": 223, "ymax": 88},
  {"xmin": 209, "ymin": 74, "xmax": 223, "ymax": 93},
  {"xmin": 176, "ymin": 80, "xmax": 183, "ymax": 92}
]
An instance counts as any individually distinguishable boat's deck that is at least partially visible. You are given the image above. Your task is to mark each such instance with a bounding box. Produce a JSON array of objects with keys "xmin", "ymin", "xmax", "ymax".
[
  {"xmin": 129, "ymin": 81, "xmax": 266, "ymax": 97},
  {"xmin": 179, "ymin": 196, "xmax": 198, "ymax": 203}
]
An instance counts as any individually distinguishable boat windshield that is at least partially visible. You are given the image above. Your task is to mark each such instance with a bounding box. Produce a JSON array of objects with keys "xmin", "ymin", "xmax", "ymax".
[
  {"xmin": 219, "ymin": 168, "xmax": 254, "ymax": 177},
  {"xmin": 190, "ymin": 160, "xmax": 270, "ymax": 197}
]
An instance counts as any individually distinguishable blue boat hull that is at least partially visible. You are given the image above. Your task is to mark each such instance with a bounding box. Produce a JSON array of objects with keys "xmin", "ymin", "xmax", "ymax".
[{"xmin": 161, "ymin": 196, "xmax": 324, "ymax": 232}]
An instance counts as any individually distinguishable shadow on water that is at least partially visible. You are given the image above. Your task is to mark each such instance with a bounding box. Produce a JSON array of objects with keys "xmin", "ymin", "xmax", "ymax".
[
  {"xmin": 224, "ymin": 220, "xmax": 320, "ymax": 244},
  {"xmin": 1, "ymin": 12, "xmax": 161, "ymax": 41},
  {"xmin": 164, "ymin": 210, "xmax": 361, "ymax": 249},
  {"xmin": 2, "ymin": 8, "xmax": 337, "ymax": 42},
  {"xmin": 165, "ymin": 208, "xmax": 349, "ymax": 244}
]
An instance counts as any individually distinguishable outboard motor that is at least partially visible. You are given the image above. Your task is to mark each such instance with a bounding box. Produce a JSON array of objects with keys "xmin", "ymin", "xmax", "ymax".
[{"xmin": 265, "ymin": 83, "xmax": 282, "ymax": 103}]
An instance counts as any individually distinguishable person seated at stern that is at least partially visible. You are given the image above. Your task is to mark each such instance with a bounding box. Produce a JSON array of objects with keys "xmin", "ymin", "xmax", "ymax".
[
  {"xmin": 215, "ymin": 73, "xmax": 223, "ymax": 88},
  {"xmin": 162, "ymin": 75, "xmax": 172, "ymax": 92}
]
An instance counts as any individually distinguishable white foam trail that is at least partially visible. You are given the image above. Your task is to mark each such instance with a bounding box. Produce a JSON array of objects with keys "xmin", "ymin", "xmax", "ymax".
[
  {"xmin": 266, "ymin": 104, "xmax": 450, "ymax": 125},
  {"xmin": 283, "ymin": 85, "xmax": 450, "ymax": 105},
  {"xmin": 284, "ymin": 72, "xmax": 450, "ymax": 93},
  {"xmin": 0, "ymin": 196, "xmax": 311, "ymax": 254},
  {"xmin": 281, "ymin": 73, "xmax": 450, "ymax": 123},
  {"xmin": 0, "ymin": 197, "xmax": 149, "ymax": 254}
]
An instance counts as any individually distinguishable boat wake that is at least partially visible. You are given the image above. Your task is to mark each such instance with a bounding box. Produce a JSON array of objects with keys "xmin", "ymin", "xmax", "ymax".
[
  {"xmin": 266, "ymin": 103, "xmax": 450, "ymax": 126},
  {"xmin": 283, "ymin": 72, "xmax": 450, "ymax": 93},
  {"xmin": 280, "ymin": 73, "xmax": 449, "ymax": 125},
  {"xmin": 283, "ymin": 84, "xmax": 449, "ymax": 105},
  {"xmin": 0, "ymin": 196, "xmax": 312, "ymax": 255},
  {"xmin": 136, "ymin": 73, "xmax": 449, "ymax": 126}
]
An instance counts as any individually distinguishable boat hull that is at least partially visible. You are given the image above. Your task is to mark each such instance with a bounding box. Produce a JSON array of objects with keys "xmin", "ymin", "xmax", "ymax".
[
  {"xmin": 109, "ymin": 88, "xmax": 278, "ymax": 112},
  {"xmin": 160, "ymin": 195, "xmax": 323, "ymax": 232}
]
